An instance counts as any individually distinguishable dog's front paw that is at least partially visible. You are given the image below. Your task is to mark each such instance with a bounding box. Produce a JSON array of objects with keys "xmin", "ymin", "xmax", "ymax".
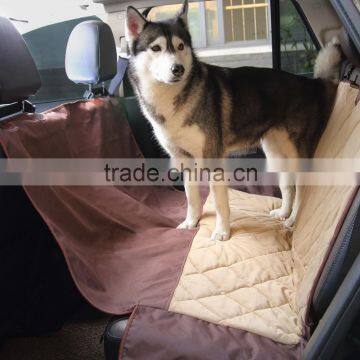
[
  {"xmin": 177, "ymin": 218, "xmax": 199, "ymax": 230},
  {"xmin": 211, "ymin": 227, "xmax": 230, "ymax": 242},
  {"xmin": 270, "ymin": 208, "xmax": 291, "ymax": 221}
]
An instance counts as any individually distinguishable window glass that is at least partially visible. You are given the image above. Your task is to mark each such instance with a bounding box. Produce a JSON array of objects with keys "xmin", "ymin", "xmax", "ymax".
[
  {"xmin": 148, "ymin": 0, "xmax": 272, "ymax": 69},
  {"xmin": 205, "ymin": 1, "xmax": 221, "ymax": 45},
  {"xmin": 280, "ymin": 0, "xmax": 318, "ymax": 76},
  {"xmin": 0, "ymin": 0, "xmax": 107, "ymax": 104}
]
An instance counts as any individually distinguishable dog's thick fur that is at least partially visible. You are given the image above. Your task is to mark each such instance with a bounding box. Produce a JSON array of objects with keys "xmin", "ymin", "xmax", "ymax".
[{"xmin": 125, "ymin": 0, "xmax": 341, "ymax": 241}]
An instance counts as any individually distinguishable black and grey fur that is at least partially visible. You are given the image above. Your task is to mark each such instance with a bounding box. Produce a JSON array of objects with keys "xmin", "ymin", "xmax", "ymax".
[{"xmin": 125, "ymin": 0, "xmax": 341, "ymax": 241}]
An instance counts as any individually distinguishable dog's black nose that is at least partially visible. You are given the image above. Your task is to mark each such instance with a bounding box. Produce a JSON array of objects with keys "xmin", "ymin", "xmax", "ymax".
[{"xmin": 171, "ymin": 64, "xmax": 185, "ymax": 77}]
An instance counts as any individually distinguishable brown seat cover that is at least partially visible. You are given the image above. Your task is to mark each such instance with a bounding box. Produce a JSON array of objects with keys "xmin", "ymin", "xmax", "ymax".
[{"xmin": 0, "ymin": 97, "xmax": 194, "ymax": 314}]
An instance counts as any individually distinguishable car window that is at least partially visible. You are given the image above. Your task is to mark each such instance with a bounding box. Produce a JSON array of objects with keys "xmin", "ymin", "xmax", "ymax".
[
  {"xmin": 0, "ymin": 0, "xmax": 107, "ymax": 104},
  {"xmin": 279, "ymin": 0, "xmax": 319, "ymax": 76},
  {"xmin": 147, "ymin": 0, "xmax": 272, "ymax": 69}
]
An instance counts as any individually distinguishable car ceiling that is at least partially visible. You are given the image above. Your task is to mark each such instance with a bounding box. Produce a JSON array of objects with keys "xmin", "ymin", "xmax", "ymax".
[{"xmin": 93, "ymin": 0, "xmax": 187, "ymax": 11}]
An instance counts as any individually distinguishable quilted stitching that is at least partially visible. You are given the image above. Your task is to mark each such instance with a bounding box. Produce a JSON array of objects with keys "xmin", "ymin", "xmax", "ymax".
[
  {"xmin": 170, "ymin": 189, "xmax": 300, "ymax": 344},
  {"xmin": 169, "ymin": 83, "xmax": 360, "ymax": 346}
]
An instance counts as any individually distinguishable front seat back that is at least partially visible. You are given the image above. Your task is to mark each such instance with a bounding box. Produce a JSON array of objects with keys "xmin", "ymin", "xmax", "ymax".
[
  {"xmin": 0, "ymin": 16, "xmax": 85, "ymax": 339},
  {"xmin": 0, "ymin": 16, "xmax": 40, "ymax": 115},
  {"xmin": 64, "ymin": 19, "xmax": 164, "ymax": 158},
  {"xmin": 65, "ymin": 20, "xmax": 117, "ymax": 98}
]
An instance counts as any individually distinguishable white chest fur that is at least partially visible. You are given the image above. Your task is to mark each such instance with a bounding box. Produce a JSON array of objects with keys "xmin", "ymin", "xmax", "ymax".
[{"xmin": 138, "ymin": 79, "xmax": 205, "ymax": 158}]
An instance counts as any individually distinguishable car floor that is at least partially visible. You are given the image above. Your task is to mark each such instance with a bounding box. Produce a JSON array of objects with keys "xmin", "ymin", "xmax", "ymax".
[{"xmin": 0, "ymin": 310, "xmax": 111, "ymax": 360}]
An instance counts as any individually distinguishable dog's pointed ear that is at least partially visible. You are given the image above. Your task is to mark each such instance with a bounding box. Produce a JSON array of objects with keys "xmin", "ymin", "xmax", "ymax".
[
  {"xmin": 176, "ymin": 0, "xmax": 189, "ymax": 28},
  {"xmin": 125, "ymin": 6, "xmax": 147, "ymax": 42}
]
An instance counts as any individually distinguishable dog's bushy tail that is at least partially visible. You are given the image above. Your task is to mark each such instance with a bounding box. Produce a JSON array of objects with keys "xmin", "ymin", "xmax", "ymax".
[{"xmin": 314, "ymin": 37, "xmax": 343, "ymax": 83}]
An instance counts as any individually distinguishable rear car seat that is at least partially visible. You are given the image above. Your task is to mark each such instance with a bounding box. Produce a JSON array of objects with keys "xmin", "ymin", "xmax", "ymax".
[
  {"xmin": 103, "ymin": 188, "xmax": 360, "ymax": 360},
  {"xmin": 102, "ymin": 60, "xmax": 360, "ymax": 360}
]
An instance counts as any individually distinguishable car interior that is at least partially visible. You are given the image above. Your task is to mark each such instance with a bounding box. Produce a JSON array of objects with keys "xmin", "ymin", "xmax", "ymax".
[{"xmin": 0, "ymin": 1, "xmax": 360, "ymax": 359}]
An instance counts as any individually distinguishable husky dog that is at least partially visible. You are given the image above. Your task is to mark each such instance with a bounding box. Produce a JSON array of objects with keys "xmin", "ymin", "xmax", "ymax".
[{"xmin": 125, "ymin": 0, "xmax": 341, "ymax": 241}]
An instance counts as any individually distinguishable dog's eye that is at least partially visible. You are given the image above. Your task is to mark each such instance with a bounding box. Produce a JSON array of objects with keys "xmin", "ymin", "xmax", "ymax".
[
  {"xmin": 178, "ymin": 43, "xmax": 184, "ymax": 51},
  {"xmin": 151, "ymin": 45, "xmax": 161, "ymax": 52}
]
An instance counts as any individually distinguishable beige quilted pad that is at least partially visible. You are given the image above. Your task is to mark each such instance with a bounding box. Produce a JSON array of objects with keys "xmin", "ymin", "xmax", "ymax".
[{"xmin": 169, "ymin": 82, "xmax": 360, "ymax": 345}]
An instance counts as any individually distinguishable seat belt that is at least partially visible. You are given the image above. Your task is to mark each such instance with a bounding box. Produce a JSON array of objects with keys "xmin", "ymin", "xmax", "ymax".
[{"xmin": 108, "ymin": 57, "xmax": 129, "ymax": 96}]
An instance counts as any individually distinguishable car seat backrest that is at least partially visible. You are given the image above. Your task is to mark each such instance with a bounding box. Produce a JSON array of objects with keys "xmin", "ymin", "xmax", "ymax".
[
  {"xmin": 291, "ymin": 82, "xmax": 360, "ymax": 325},
  {"xmin": 0, "ymin": 16, "xmax": 41, "ymax": 106},
  {"xmin": 311, "ymin": 188, "xmax": 360, "ymax": 321},
  {"xmin": 65, "ymin": 20, "xmax": 117, "ymax": 96}
]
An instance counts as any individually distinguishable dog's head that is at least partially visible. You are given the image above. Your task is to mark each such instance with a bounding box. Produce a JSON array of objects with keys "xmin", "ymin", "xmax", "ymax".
[{"xmin": 125, "ymin": 0, "xmax": 193, "ymax": 85}]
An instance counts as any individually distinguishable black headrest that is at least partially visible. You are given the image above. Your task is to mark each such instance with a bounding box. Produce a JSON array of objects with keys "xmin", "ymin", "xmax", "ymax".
[
  {"xmin": 65, "ymin": 20, "xmax": 117, "ymax": 85},
  {"xmin": 0, "ymin": 17, "xmax": 41, "ymax": 104}
]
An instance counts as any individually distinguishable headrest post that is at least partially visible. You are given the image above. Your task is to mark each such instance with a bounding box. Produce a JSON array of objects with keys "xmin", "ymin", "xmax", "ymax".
[
  {"xmin": 0, "ymin": 100, "xmax": 36, "ymax": 120},
  {"xmin": 22, "ymin": 100, "xmax": 36, "ymax": 113},
  {"xmin": 83, "ymin": 84, "xmax": 94, "ymax": 100}
]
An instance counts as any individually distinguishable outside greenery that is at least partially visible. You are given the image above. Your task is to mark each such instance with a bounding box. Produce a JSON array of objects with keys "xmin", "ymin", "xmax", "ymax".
[{"xmin": 280, "ymin": 0, "xmax": 317, "ymax": 75}]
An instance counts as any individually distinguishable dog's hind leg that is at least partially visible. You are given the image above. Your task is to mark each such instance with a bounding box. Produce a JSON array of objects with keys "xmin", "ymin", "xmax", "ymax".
[
  {"xmin": 261, "ymin": 129, "xmax": 299, "ymax": 222},
  {"xmin": 177, "ymin": 170, "xmax": 202, "ymax": 229}
]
